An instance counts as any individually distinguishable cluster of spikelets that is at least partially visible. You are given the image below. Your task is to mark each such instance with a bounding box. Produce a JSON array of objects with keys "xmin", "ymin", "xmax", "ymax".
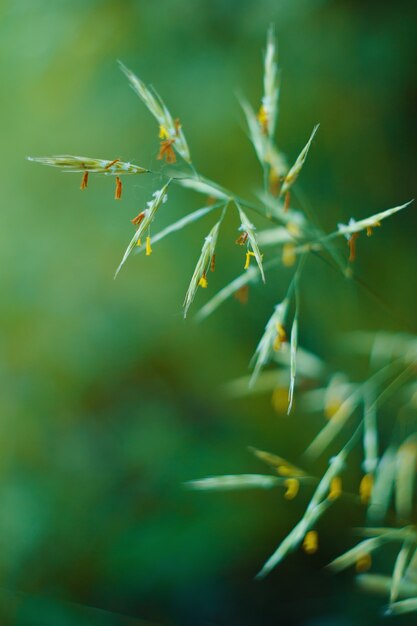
[
  {"xmin": 189, "ymin": 331, "xmax": 417, "ymax": 616},
  {"xmin": 29, "ymin": 27, "xmax": 415, "ymax": 616}
]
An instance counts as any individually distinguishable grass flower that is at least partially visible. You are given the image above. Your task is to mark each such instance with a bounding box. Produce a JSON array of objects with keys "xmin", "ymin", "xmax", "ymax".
[
  {"xmin": 119, "ymin": 62, "xmax": 191, "ymax": 164},
  {"xmin": 114, "ymin": 181, "xmax": 170, "ymax": 278},
  {"xmin": 183, "ymin": 220, "xmax": 222, "ymax": 318}
]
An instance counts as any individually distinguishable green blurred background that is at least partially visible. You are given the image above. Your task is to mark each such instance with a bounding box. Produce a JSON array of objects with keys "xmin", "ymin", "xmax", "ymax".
[{"xmin": 0, "ymin": 0, "xmax": 416, "ymax": 624}]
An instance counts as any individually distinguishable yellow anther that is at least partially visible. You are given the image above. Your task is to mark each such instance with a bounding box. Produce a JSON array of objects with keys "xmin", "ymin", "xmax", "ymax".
[
  {"xmin": 198, "ymin": 272, "xmax": 208, "ymax": 288},
  {"xmin": 244, "ymin": 250, "xmax": 256, "ymax": 270},
  {"xmin": 359, "ymin": 473, "xmax": 374, "ymax": 505},
  {"xmin": 273, "ymin": 322, "xmax": 286, "ymax": 352},
  {"xmin": 303, "ymin": 530, "xmax": 318, "ymax": 554},
  {"xmin": 257, "ymin": 104, "xmax": 268, "ymax": 134},
  {"xmin": 145, "ymin": 236, "xmax": 152, "ymax": 256},
  {"xmin": 271, "ymin": 387, "xmax": 288, "ymax": 414},
  {"xmin": 269, "ymin": 169, "xmax": 281, "ymax": 196},
  {"xmin": 284, "ymin": 478, "xmax": 299, "ymax": 500},
  {"xmin": 324, "ymin": 398, "xmax": 343, "ymax": 420},
  {"xmin": 366, "ymin": 221, "xmax": 381, "ymax": 237},
  {"xmin": 329, "ymin": 476, "xmax": 343, "ymax": 501},
  {"xmin": 286, "ymin": 222, "xmax": 300, "ymax": 237},
  {"xmin": 136, "ymin": 238, "xmax": 142, "ymax": 247},
  {"xmin": 159, "ymin": 125, "xmax": 169, "ymax": 140},
  {"xmin": 282, "ymin": 243, "xmax": 296, "ymax": 267},
  {"xmin": 355, "ymin": 553, "xmax": 372, "ymax": 573}
]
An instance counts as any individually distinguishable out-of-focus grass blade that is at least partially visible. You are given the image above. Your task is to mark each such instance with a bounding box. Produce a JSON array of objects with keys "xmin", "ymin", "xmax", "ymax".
[
  {"xmin": 240, "ymin": 98, "xmax": 269, "ymax": 165},
  {"xmin": 367, "ymin": 447, "xmax": 397, "ymax": 523},
  {"xmin": 249, "ymin": 447, "xmax": 306, "ymax": 476},
  {"xmin": 185, "ymin": 474, "xmax": 282, "ymax": 491},
  {"xmin": 288, "ymin": 317, "xmax": 298, "ymax": 414},
  {"xmin": 385, "ymin": 598, "xmax": 417, "ymax": 616},
  {"xmin": 357, "ymin": 574, "xmax": 417, "ymax": 598},
  {"xmin": 395, "ymin": 434, "xmax": 417, "ymax": 522},
  {"xmin": 328, "ymin": 536, "xmax": 389, "ymax": 573},
  {"xmin": 304, "ymin": 393, "xmax": 360, "ymax": 459},
  {"xmin": 391, "ymin": 539, "xmax": 414, "ymax": 603},
  {"xmin": 363, "ymin": 388, "xmax": 379, "ymax": 475},
  {"xmin": 257, "ymin": 227, "xmax": 294, "ymax": 246}
]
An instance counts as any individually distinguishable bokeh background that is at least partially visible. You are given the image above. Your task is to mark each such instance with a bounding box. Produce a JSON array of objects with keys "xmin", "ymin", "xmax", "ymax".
[{"xmin": 0, "ymin": 0, "xmax": 416, "ymax": 624}]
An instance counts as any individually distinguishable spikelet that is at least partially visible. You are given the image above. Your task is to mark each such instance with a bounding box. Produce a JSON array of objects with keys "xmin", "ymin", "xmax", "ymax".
[
  {"xmin": 256, "ymin": 447, "xmax": 347, "ymax": 579},
  {"xmin": 236, "ymin": 203, "xmax": 265, "ymax": 282},
  {"xmin": 337, "ymin": 201, "xmax": 413, "ymax": 239},
  {"xmin": 288, "ymin": 315, "xmax": 298, "ymax": 414},
  {"xmin": 28, "ymin": 155, "xmax": 149, "ymax": 175},
  {"xmin": 250, "ymin": 299, "xmax": 289, "ymax": 387},
  {"xmin": 391, "ymin": 540, "xmax": 414, "ymax": 603},
  {"xmin": 260, "ymin": 25, "xmax": 279, "ymax": 138},
  {"xmin": 280, "ymin": 125, "xmax": 319, "ymax": 197},
  {"xmin": 114, "ymin": 182, "xmax": 170, "ymax": 278},
  {"xmin": 357, "ymin": 573, "xmax": 417, "ymax": 598},
  {"xmin": 119, "ymin": 62, "xmax": 191, "ymax": 164},
  {"xmin": 183, "ymin": 221, "xmax": 221, "ymax": 318}
]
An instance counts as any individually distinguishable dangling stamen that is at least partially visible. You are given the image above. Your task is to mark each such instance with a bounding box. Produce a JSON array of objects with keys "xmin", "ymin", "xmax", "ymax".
[
  {"xmin": 145, "ymin": 236, "xmax": 152, "ymax": 256},
  {"xmin": 234, "ymin": 285, "xmax": 249, "ymax": 304},
  {"xmin": 348, "ymin": 232, "xmax": 360, "ymax": 262},
  {"xmin": 284, "ymin": 191, "xmax": 291, "ymax": 212},
  {"xmin": 329, "ymin": 476, "xmax": 342, "ymax": 501},
  {"xmin": 273, "ymin": 323, "xmax": 287, "ymax": 351},
  {"xmin": 210, "ymin": 254, "xmax": 216, "ymax": 273},
  {"xmin": 257, "ymin": 104, "xmax": 268, "ymax": 135},
  {"xmin": 282, "ymin": 243, "xmax": 296, "ymax": 267},
  {"xmin": 80, "ymin": 171, "xmax": 89, "ymax": 190},
  {"xmin": 198, "ymin": 272, "xmax": 208, "ymax": 288},
  {"xmin": 269, "ymin": 170, "xmax": 281, "ymax": 196},
  {"xmin": 159, "ymin": 125, "xmax": 169, "ymax": 140},
  {"xmin": 115, "ymin": 176, "xmax": 122, "ymax": 200},
  {"xmin": 244, "ymin": 250, "xmax": 256, "ymax": 270},
  {"xmin": 359, "ymin": 473, "xmax": 374, "ymax": 504},
  {"xmin": 355, "ymin": 553, "xmax": 372, "ymax": 572},
  {"xmin": 131, "ymin": 211, "xmax": 145, "ymax": 227},
  {"xmin": 366, "ymin": 221, "xmax": 381, "ymax": 237},
  {"xmin": 284, "ymin": 478, "xmax": 299, "ymax": 500},
  {"xmin": 236, "ymin": 232, "xmax": 249, "ymax": 245},
  {"xmin": 157, "ymin": 139, "xmax": 176, "ymax": 164}
]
